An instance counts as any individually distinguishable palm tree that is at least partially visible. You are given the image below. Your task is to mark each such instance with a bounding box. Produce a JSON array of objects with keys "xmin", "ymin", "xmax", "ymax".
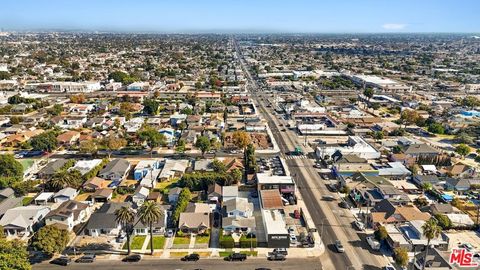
[
  {"xmin": 421, "ymin": 218, "xmax": 442, "ymax": 270},
  {"xmin": 115, "ymin": 206, "xmax": 136, "ymax": 255},
  {"xmin": 137, "ymin": 201, "xmax": 163, "ymax": 255}
]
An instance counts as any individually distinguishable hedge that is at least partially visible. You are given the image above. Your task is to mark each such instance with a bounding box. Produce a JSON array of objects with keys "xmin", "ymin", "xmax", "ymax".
[
  {"xmin": 239, "ymin": 235, "xmax": 257, "ymax": 248},
  {"xmin": 219, "ymin": 230, "xmax": 234, "ymax": 248}
]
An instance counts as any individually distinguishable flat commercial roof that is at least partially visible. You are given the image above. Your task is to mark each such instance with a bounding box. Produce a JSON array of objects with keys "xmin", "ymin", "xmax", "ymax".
[
  {"xmin": 262, "ymin": 209, "xmax": 288, "ymax": 235},
  {"xmin": 257, "ymin": 173, "xmax": 294, "ymax": 185}
]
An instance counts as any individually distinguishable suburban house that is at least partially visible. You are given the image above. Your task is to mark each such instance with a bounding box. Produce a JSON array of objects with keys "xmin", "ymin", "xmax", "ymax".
[
  {"xmin": 368, "ymin": 199, "xmax": 430, "ymax": 228},
  {"xmin": 45, "ymin": 200, "xmax": 90, "ymax": 231},
  {"xmin": 168, "ymin": 188, "xmax": 183, "ymax": 205},
  {"xmin": 71, "ymin": 159, "xmax": 103, "ymax": 175},
  {"xmin": 82, "ymin": 177, "xmax": 109, "ymax": 192},
  {"xmin": 222, "ymin": 197, "xmax": 256, "ymax": 235},
  {"xmin": 98, "ymin": 158, "xmax": 131, "ymax": 182},
  {"xmin": 37, "ymin": 159, "xmax": 69, "ymax": 179},
  {"xmin": 53, "ymin": 187, "xmax": 79, "ymax": 203},
  {"xmin": 178, "ymin": 212, "xmax": 210, "ymax": 234},
  {"xmin": 404, "ymin": 144, "xmax": 439, "ymax": 158},
  {"xmin": 207, "ymin": 183, "xmax": 222, "ymax": 203},
  {"xmin": 56, "ymin": 130, "xmax": 81, "ymax": 146},
  {"xmin": 158, "ymin": 159, "xmax": 189, "ymax": 180},
  {"xmin": 134, "ymin": 159, "xmax": 161, "ymax": 181},
  {"xmin": 84, "ymin": 202, "xmax": 129, "ymax": 236},
  {"xmin": 34, "ymin": 192, "xmax": 54, "ymax": 205},
  {"xmin": 222, "ymin": 185, "xmax": 239, "ymax": 202},
  {"xmin": 132, "ymin": 186, "xmax": 150, "ymax": 207},
  {"xmin": 90, "ymin": 188, "xmax": 113, "ymax": 203},
  {"xmin": 444, "ymin": 177, "xmax": 472, "ymax": 192},
  {"xmin": 0, "ymin": 205, "xmax": 51, "ymax": 238},
  {"xmin": 223, "ymin": 198, "xmax": 253, "ymax": 218},
  {"xmin": 413, "ymin": 248, "xmax": 453, "ymax": 270},
  {"xmin": 0, "ymin": 188, "xmax": 23, "ymax": 218}
]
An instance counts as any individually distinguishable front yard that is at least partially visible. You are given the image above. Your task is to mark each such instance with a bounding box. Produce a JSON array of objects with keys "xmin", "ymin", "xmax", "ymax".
[
  {"xmin": 148, "ymin": 236, "xmax": 166, "ymax": 249},
  {"xmin": 123, "ymin": 235, "xmax": 146, "ymax": 250},
  {"xmin": 195, "ymin": 235, "xmax": 210, "ymax": 244},
  {"xmin": 173, "ymin": 236, "xmax": 190, "ymax": 245}
]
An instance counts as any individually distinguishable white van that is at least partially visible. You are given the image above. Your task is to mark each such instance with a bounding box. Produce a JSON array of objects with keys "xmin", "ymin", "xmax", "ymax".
[{"xmin": 366, "ymin": 236, "xmax": 380, "ymax": 251}]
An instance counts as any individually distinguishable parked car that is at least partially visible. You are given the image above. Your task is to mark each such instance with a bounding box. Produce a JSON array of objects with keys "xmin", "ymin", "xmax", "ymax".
[
  {"xmin": 287, "ymin": 226, "xmax": 295, "ymax": 234},
  {"xmin": 353, "ymin": 221, "xmax": 365, "ymax": 231},
  {"xmin": 339, "ymin": 201, "xmax": 350, "ymax": 209},
  {"xmin": 327, "ymin": 184, "xmax": 338, "ymax": 192},
  {"xmin": 122, "ymin": 254, "xmax": 141, "ymax": 262},
  {"xmin": 116, "ymin": 234, "xmax": 127, "ymax": 243},
  {"xmin": 366, "ymin": 236, "xmax": 381, "ymax": 251},
  {"xmin": 268, "ymin": 253, "xmax": 286, "ymax": 261},
  {"xmin": 322, "ymin": 195, "xmax": 336, "ymax": 201},
  {"xmin": 272, "ymin": 248, "xmax": 288, "ymax": 255},
  {"xmin": 50, "ymin": 256, "xmax": 71, "ymax": 266},
  {"xmin": 182, "ymin": 253, "xmax": 200, "ymax": 261},
  {"xmin": 75, "ymin": 254, "xmax": 96, "ymax": 263},
  {"xmin": 289, "ymin": 234, "xmax": 297, "ymax": 246},
  {"xmin": 461, "ymin": 243, "xmax": 475, "ymax": 252},
  {"xmin": 165, "ymin": 229, "xmax": 174, "ymax": 238},
  {"xmin": 335, "ymin": 240, "xmax": 345, "ymax": 253},
  {"xmin": 226, "ymin": 253, "xmax": 247, "ymax": 261}
]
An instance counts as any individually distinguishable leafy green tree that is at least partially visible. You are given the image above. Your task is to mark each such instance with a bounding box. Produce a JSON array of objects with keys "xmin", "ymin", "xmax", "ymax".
[
  {"xmin": 143, "ymin": 98, "xmax": 160, "ymax": 115},
  {"xmin": 109, "ymin": 71, "xmax": 129, "ymax": 83},
  {"xmin": 47, "ymin": 170, "xmax": 83, "ymax": 191},
  {"xmin": 456, "ymin": 132, "xmax": 474, "ymax": 145},
  {"xmin": 0, "ymin": 71, "xmax": 11, "ymax": 80},
  {"xmin": 455, "ymin": 144, "xmax": 471, "ymax": 158},
  {"xmin": 394, "ymin": 247, "xmax": 409, "ymax": 268},
  {"xmin": 30, "ymin": 131, "xmax": 58, "ymax": 152},
  {"xmin": 30, "ymin": 225, "xmax": 69, "ymax": 255},
  {"xmin": 422, "ymin": 218, "xmax": 442, "ymax": 270},
  {"xmin": 138, "ymin": 127, "xmax": 166, "ymax": 156},
  {"xmin": 414, "ymin": 197, "xmax": 429, "ymax": 208},
  {"xmin": 79, "ymin": 140, "xmax": 98, "ymax": 155},
  {"xmin": 427, "ymin": 123, "xmax": 445, "ymax": 134},
  {"xmin": 363, "ymin": 88, "xmax": 374, "ymax": 102},
  {"xmin": 462, "ymin": 96, "xmax": 480, "ymax": 109},
  {"xmin": 180, "ymin": 107, "xmax": 193, "ymax": 115},
  {"xmin": 176, "ymin": 139, "xmax": 186, "ymax": 153},
  {"xmin": 137, "ymin": 201, "xmax": 163, "ymax": 255},
  {"xmin": 0, "ymin": 154, "xmax": 24, "ymax": 183},
  {"xmin": 434, "ymin": 213, "xmax": 452, "ymax": 230},
  {"xmin": 230, "ymin": 168, "xmax": 243, "ymax": 184},
  {"xmin": 195, "ymin": 136, "xmax": 211, "ymax": 156},
  {"xmin": 115, "ymin": 206, "xmax": 136, "ymax": 255},
  {"xmin": 400, "ymin": 110, "xmax": 420, "ymax": 127},
  {"xmin": 0, "ymin": 238, "xmax": 31, "ymax": 270},
  {"xmin": 210, "ymin": 159, "xmax": 226, "ymax": 173},
  {"xmin": 172, "ymin": 188, "xmax": 191, "ymax": 224},
  {"xmin": 374, "ymin": 225, "xmax": 388, "ymax": 242},
  {"xmin": 245, "ymin": 143, "xmax": 257, "ymax": 174},
  {"xmin": 48, "ymin": 104, "xmax": 63, "ymax": 116}
]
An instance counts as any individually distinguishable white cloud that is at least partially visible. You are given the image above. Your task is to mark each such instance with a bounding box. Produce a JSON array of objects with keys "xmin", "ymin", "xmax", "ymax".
[{"xmin": 382, "ymin": 23, "xmax": 407, "ymax": 30}]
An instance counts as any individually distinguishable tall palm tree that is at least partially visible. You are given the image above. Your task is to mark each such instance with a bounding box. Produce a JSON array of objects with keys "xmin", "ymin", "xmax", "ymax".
[
  {"xmin": 115, "ymin": 206, "xmax": 136, "ymax": 255},
  {"xmin": 137, "ymin": 201, "xmax": 163, "ymax": 255},
  {"xmin": 421, "ymin": 218, "xmax": 442, "ymax": 270}
]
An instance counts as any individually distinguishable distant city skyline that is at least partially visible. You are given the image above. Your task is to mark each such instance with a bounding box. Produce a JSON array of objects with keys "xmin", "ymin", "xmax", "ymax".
[{"xmin": 1, "ymin": 0, "xmax": 479, "ymax": 33}]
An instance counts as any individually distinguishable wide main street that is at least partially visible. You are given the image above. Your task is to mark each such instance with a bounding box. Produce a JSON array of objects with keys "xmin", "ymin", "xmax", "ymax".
[
  {"xmin": 235, "ymin": 39, "xmax": 389, "ymax": 270},
  {"xmin": 33, "ymin": 258, "xmax": 321, "ymax": 270}
]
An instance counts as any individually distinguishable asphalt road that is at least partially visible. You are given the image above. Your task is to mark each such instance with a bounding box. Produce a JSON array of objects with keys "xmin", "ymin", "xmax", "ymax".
[
  {"xmin": 234, "ymin": 39, "xmax": 388, "ymax": 270},
  {"xmin": 33, "ymin": 258, "xmax": 322, "ymax": 270}
]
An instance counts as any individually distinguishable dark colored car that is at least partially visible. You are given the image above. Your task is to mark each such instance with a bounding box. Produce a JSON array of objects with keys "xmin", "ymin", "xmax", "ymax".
[
  {"xmin": 272, "ymin": 248, "xmax": 288, "ymax": 255},
  {"xmin": 339, "ymin": 201, "xmax": 350, "ymax": 209},
  {"xmin": 226, "ymin": 252, "xmax": 247, "ymax": 261},
  {"xmin": 75, "ymin": 254, "xmax": 96, "ymax": 263},
  {"xmin": 182, "ymin": 253, "xmax": 200, "ymax": 261},
  {"xmin": 50, "ymin": 256, "xmax": 72, "ymax": 266},
  {"xmin": 122, "ymin": 254, "xmax": 141, "ymax": 262},
  {"xmin": 327, "ymin": 184, "xmax": 338, "ymax": 192}
]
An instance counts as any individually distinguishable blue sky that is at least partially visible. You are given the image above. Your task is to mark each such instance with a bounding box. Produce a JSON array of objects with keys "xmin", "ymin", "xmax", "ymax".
[{"xmin": 1, "ymin": 0, "xmax": 478, "ymax": 33}]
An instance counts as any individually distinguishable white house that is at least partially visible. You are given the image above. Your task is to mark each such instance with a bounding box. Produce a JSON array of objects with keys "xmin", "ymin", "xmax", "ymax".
[
  {"xmin": 132, "ymin": 186, "xmax": 150, "ymax": 207},
  {"xmin": 53, "ymin": 187, "xmax": 79, "ymax": 203},
  {"xmin": 45, "ymin": 200, "xmax": 90, "ymax": 231},
  {"xmin": 0, "ymin": 205, "xmax": 51, "ymax": 238}
]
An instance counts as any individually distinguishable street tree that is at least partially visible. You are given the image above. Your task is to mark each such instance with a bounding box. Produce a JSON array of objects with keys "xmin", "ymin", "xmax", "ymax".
[
  {"xmin": 0, "ymin": 238, "xmax": 31, "ymax": 270},
  {"xmin": 232, "ymin": 131, "xmax": 250, "ymax": 150},
  {"xmin": 195, "ymin": 136, "xmax": 211, "ymax": 156},
  {"xmin": 31, "ymin": 225, "xmax": 69, "ymax": 255},
  {"xmin": 115, "ymin": 206, "xmax": 136, "ymax": 255},
  {"xmin": 421, "ymin": 218, "xmax": 442, "ymax": 270},
  {"xmin": 394, "ymin": 247, "xmax": 409, "ymax": 268},
  {"xmin": 137, "ymin": 201, "xmax": 163, "ymax": 255},
  {"xmin": 104, "ymin": 136, "xmax": 127, "ymax": 158},
  {"xmin": 455, "ymin": 144, "xmax": 471, "ymax": 158}
]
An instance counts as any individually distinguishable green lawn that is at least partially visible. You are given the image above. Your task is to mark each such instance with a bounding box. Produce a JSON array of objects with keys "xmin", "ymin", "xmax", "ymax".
[
  {"xmin": 155, "ymin": 178, "xmax": 179, "ymax": 192},
  {"xmin": 148, "ymin": 236, "xmax": 166, "ymax": 249},
  {"xmin": 22, "ymin": 197, "xmax": 33, "ymax": 206},
  {"xmin": 123, "ymin": 235, "xmax": 146, "ymax": 250},
  {"xmin": 20, "ymin": 159, "xmax": 34, "ymax": 172},
  {"xmin": 173, "ymin": 236, "xmax": 190, "ymax": 245},
  {"xmin": 195, "ymin": 235, "xmax": 210, "ymax": 244}
]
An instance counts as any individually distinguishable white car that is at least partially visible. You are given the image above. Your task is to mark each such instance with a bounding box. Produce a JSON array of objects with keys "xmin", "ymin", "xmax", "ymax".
[
  {"xmin": 366, "ymin": 236, "xmax": 381, "ymax": 251},
  {"xmin": 287, "ymin": 226, "xmax": 295, "ymax": 234},
  {"xmin": 353, "ymin": 221, "xmax": 365, "ymax": 231},
  {"xmin": 289, "ymin": 234, "xmax": 297, "ymax": 246}
]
